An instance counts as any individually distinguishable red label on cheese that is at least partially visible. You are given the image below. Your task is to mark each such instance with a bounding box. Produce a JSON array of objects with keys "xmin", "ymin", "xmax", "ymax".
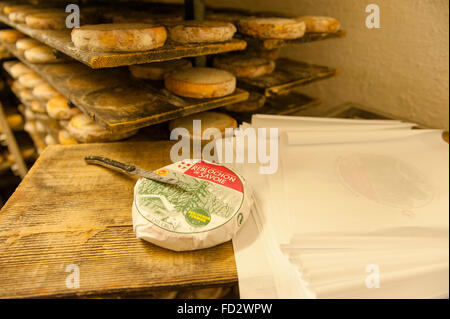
[{"xmin": 184, "ymin": 161, "xmax": 243, "ymax": 193}]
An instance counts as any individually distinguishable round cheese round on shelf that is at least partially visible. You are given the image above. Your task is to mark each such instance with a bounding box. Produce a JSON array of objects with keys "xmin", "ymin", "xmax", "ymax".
[
  {"xmin": 24, "ymin": 45, "xmax": 64, "ymax": 64},
  {"xmin": 35, "ymin": 120, "xmax": 46, "ymax": 134},
  {"xmin": 25, "ymin": 12, "xmax": 68, "ymax": 30},
  {"xmin": 19, "ymin": 88, "xmax": 34, "ymax": 103},
  {"xmin": 67, "ymin": 113, "xmax": 137, "ymax": 143},
  {"xmin": 296, "ymin": 16, "xmax": 341, "ymax": 33},
  {"xmin": 0, "ymin": 29, "xmax": 26, "ymax": 43},
  {"xmin": 43, "ymin": 63, "xmax": 92, "ymax": 77},
  {"xmin": 164, "ymin": 67, "xmax": 236, "ymax": 99},
  {"xmin": 169, "ymin": 111, "xmax": 237, "ymax": 140},
  {"xmin": 30, "ymin": 100, "xmax": 47, "ymax": 113},
  {"xmin": 238, "ymin": 17, "xmax": 306, "ymax": 39},
  {"xmin": 32, "ymin": 82, "xmax": 59, "ymax": 101},
  {"xmin": 168, "ymin": 20, "xmax": 236, "ymax": 43},
  {"xmin": 58, "ymin": 129, "xmax": 79, "ymax": 145},
  {"xmin": 24, "ymin": 121, "xmax": 36, "ymax": 134},
  {"xmin": 18, "ymin": 72, "xmax": 44, "ymax": 89},
  {"xmin": 3, "ymin": 4, "xmax": 32, "ymax": 15},
  {"xmin": 132, "ymin": 159, "xmax": 253, "ymax": 251},
  {"xmin": 224, "ymin": 91, "xmax": 266, "ymax": 113},
  {"xmin": 16, "ymin": 38, "xmax": 40, "ymax": 52},
  {"xmin": 252, "ymin": 48, "xmax": 280, "ymax": 60},
  {"xmin": 129, "ymin": 59, "xmax": 192, "ymax": 81},
  {"xmin": 7, "ymin": 8, "xmax": 45, "ymax": 23},
  {"xmin": 44, "ymin": 134, "xmax": 58, "ymax": 146},
  {"xmin": 213, "ymin": 54, "xmax": 275, "ymax": 78},
  {"xmin": 71, "ymin": 23, "xmax": 167, "ymax": 52},
  {"xmin": 9, "ymin": 62, "xmax": 32, "ymax": 78},
  {"xmin": 46, "ymin": 95, "xmax": 80, "ymax": 120}
]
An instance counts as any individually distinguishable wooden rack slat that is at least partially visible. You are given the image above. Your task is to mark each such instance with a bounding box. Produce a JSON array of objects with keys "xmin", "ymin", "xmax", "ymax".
[
  {"xmin": 0, "ymin": 14, "xmax": 247, "ymax": 69},
  {"xmin": 3, "ymin": 45, "xmax": 249, "ymax": 133},
  {"xmin": 222, "ymin": 92, "xmax": 321, "ymax": 122},
  {"xmin": 240, "ymin": 30, "xmax": 346, "ymax": 50},
  {"xmin": 236, "ymin": 58, "xmax": 337, "ymax": 97}
]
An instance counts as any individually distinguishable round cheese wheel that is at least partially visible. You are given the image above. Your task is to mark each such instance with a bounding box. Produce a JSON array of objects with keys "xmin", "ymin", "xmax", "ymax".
[
  {"xmin": 3, "ymin": 4, "xmax": 32, "ymax": 15},
  {"xmin": 46, "ymin": 95, "xmax": 80, "ymax": 120},
  {"xmin": 129, "ymin": 59, "xmax": 192, "ymax": 81},
  {"xmin": 169, "ymin": 111, "xmax": 237, "ymax": 140},
  {"xmin": 238, "ymin": 17, "xmax": 306, "ymax": 39},
  {"xmin": 24, "ymin": 45, "xmax": 64, "ymax": 64},
  {"xmin": 66, "ymin": 73, "xmax": 122, "ymax": 92},
  {"xmin": 224, "ymin": 91, "xmax": 266, "ymax": 112},
  {"xmin": 297, "ymin": 16, "xmax": 341, "ymax": 33},
  {"xmin": 43, "ymin": 63, "xmax": 92, "ymax": 77},
  {"xmin": 18, "ymin": 72, "xmax": 44, "ymax": 89},
  {"xmin": 11, "ymin": 80, "xmax": 23, "ymax": 92},
  {"xmin": 168, "ymin": 20, "xmax": 236, "ymax": 43},
  {"xmin": 19, "ymin": 88, "xmax": 34, "ymax": 103},
  {"xmin": 9, "ymin": 62, "xmax": 32, "ymax": 78},
  {"xmin": 25, "ymin": 12, "xmax": 68, "ymax": 30},
  {"xmin": 35, "ymin": 120, "xmax": 46, "ymax": 134},
  {"xmin": 253, "ymin": 48, "xmax": 280, "ymax": 60},
  {"xmin": 32, "ymin": 82, "xmax": 59, "ymax": 101},
  {"xmin": 16, "ymin": 38, "xmax": 40, "ymax": 52},
  {"xmin": 24, "ymin": 121, "xmax": 36, "ymax": 134},
  {"xmin": 132, "ymin": 159, "xmax": 253, "ymax": 251},
  {"xmin": 71, "ymin": 23, "xmax": 167, "ymax": 52},
  {"xmin": 58, "ymin": 129, "xmax": 78, "ymax": 145},
  {"xmin": 30, "ymin": 100, "xmax": 47, "ymax": 113},
  {"xmin": 0, "ymin": 29, "xmax": 26, "ymax": 43},
  {"xmin": 5, "ymin": 113, "xmax": 23, "ymax": 131},
  {"xmin": 45, "ymin": 134, "xmax": 58, "ymax": 146},
  {"xmin": 67, "ymin": 113, "xmax": 137, "ymax": 143},
  {"xmin": 214, "ymin": 54, "xmax": 275, "ymax": 78},
  {"xmin": 164, "ymin": 67, "xmax": 236, "ymax": 99}
]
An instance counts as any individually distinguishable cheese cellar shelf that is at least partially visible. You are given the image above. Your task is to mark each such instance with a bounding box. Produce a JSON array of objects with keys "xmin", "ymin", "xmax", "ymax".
[
  {"xmin": 235, "ymin": 58, "xmax": 337, "ymax": 97},
  {"xmin": 2, "ymin": 47, "xmax": 249, "ymax": 133},
  {"xmin": 0, "ymin": 14, "xmax": 248, "ymax": 69},
  {"xmin": 223, "ymin": 92, "xmax": 321, "ymax": 122},
  {"xmin": 240, "ymin": 30, "xmax": 346, "ymax": 50}
]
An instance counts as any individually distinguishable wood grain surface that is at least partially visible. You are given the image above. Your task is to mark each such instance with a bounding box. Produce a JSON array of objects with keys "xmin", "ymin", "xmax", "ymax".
[
  {"xmin": 236, "ymin": 58, "xmax": 337, "ymax": 97},
  {"xmin": 241, "ymin": 30, "xmax": 346, "ymax": 50},
  {"xmin": 0, "ymin": 14, "xmax": 247, "ymax": 69},
  {"xmin": 0, "ymin": 141, "xmax": 238, "ymax": 298},
  {"xmin": 222, "ymin": 91, "xmax": 321, "ymax": 123}
]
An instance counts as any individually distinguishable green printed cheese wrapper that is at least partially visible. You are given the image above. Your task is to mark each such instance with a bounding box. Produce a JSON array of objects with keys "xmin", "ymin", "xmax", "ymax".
[{"xmin": 132, "ymin": 159, "xmax": 253, "ymax": 251}]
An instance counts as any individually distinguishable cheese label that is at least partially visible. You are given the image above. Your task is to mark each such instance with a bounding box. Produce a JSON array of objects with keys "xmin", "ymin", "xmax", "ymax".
[{"xmin": 134, "ymin": 160, "xmax": 245, "ymax": 234}]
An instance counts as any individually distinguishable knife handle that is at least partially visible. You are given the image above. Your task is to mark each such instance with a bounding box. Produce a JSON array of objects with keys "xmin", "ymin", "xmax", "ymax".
[{"xmin": 85, "ymin": 156, "xmax": 136, "ymax": 174}]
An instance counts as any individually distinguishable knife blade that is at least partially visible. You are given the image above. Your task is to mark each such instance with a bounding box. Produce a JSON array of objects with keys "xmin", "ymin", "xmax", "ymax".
[{"xmin": 84, "ymin": 156, "xmax": 184, "ymax": 186}]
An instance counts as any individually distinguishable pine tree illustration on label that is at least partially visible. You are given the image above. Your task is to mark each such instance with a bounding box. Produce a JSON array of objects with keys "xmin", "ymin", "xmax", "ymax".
[{"xmin": 132, "ymin": 159, "xmax": 254, "ymax": 251}]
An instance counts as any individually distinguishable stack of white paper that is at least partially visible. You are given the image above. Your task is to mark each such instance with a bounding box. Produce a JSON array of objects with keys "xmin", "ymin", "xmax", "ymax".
[{"xmin": 223, "ymin": 114, "xmax": 449, "ymax": 299}]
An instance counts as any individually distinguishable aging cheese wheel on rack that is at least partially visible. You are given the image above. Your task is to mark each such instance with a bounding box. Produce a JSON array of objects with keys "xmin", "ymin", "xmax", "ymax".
[
  {"xmin": 44, "ymin": 134, "xmax": 58, "ymax": 146},
  {"xmin": 58, "ymin": 129, "xmax": 78, "ymax": 145},
  {"xmin": 16, "ymin": 38, "xmax": 40, "ymax": 52},
  {"xmin": 18, "ymin": 72, "xmax": 44, "ymax": 89},
  {"xmin": 67, "ymin": 113, "xmax": 137, "ymax": 143},
  {"xmin": 132, "ymin": 159, "xmax": 253, "ymax": 251},
  {"xmin": 19, "ymin": 88, "xmax": 34, "ymax": 103},
  {"xmin": 164, "ymin": 67, "xmax": 236, "ymax": 99},
  {"xmin": 24, "ymin": 45, "xmax": 64, "ymax": 64},
  {"xmin": 169, "ymin": 111, "xmax": 237, "ymax": 140},
  {"xmin": 32, "ymin": 82, "xmax": 59, "ymax": 101},
  {"xmin": 0, "ymin": 29, "xmax": 26, "ymax": 43},
  {"xmin": 168, "ymin": 21, "xmax": 236, "ymax": 43},
  {"xmin": 213, "ymin": 54, "xmax": 275, "ymax": 78},
  {"xmin": 238, "ymin": 17, "xmax": 306, "ymax": 39},
  {"xmin": 224, "ymin": 91, "xmax": 266, "ymax": 112},
  {"xmin": 296, "ymin": 16, "xmax": 341, "ymax": 33},
  {"xmin": 46, "ymin": 95, "xmax": 80, "ymax": 120},
  {"xmin": 25, "ymin": 12, "xmax": 68, "ymax": 30},
  {"xmin": 9, "ymin": 62, "xmax": 32, "ymax": 78},
  {"xmin": 71, "ymin": 23, "xmax": 167, "ymax": 52},
  {"xmin": 30, "ymin": 100, "xmax": 46, "ymax": 113},
  {"xmin": 129, "ymin": 59, "xmax": 192, "ymax": 81},
  {"xmin": 2, "ymin": 4, "xmax": 32, "ymax": 15}
]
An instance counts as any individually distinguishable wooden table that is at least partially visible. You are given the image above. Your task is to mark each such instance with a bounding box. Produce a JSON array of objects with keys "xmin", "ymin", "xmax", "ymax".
[{"xmin": 0, "ymin": 141, "xmax": 238, "ymax": 298}]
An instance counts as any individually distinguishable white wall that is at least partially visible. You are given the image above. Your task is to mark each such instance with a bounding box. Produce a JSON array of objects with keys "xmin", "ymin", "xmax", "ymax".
[{"xmin": 206, "ymin": 0, "xmax": 449, "ymax": 129}]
